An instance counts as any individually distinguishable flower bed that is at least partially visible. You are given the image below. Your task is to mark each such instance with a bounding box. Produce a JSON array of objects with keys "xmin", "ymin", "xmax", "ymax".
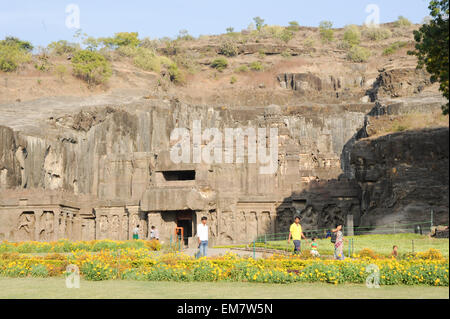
[
  {"xmin": 0, "ymin": 246, "xmax": 447, "ymax": 286},
  {"xmin": 0, "ymin": 239, "xmax": 161, "ymax": 253}
]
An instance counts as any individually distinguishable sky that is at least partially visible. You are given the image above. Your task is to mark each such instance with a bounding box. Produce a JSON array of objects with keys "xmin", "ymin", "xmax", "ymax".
[{"xmin": 0, "ymin": 0, "xmax": 432, "ymax": 47}]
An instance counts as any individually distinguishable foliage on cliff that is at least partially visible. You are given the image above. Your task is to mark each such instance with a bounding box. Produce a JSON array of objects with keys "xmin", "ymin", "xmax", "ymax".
[{"xmin": 409, "ymin": 0, "xmax": 449, "ymax": 114}]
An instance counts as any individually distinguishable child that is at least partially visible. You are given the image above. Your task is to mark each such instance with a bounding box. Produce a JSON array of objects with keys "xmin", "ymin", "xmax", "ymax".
[
  {"xmin": 391, "ymin": 245, "xmax": 398, "ymax": 258},
  {"xmin": 310, "ymin": 237, "xmax": 320, "ymax": 257}
]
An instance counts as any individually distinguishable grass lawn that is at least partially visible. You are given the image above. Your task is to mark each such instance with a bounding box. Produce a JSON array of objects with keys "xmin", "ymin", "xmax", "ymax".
[
  {"xmin": 261, "ymin": 234, "xmax": 449, "ymax": 257},
  {"xmin": 0, "ymin": 277, "xmax": 448, "ymax": 299}
]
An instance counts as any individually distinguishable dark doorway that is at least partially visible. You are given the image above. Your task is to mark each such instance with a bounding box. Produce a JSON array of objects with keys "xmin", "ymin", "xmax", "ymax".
[
  {"xmin": 163, "ymin": 170, "xmax": 195, "ymax": 181},
  {"xmin": 176, "ymin": 210, "xmax": 194, "ymax": 246}
]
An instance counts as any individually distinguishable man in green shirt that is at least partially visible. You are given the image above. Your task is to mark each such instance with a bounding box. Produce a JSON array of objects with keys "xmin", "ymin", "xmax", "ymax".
[{"xmin": 288, "ymin": 216, "xmax": 307, "ymax": 254}]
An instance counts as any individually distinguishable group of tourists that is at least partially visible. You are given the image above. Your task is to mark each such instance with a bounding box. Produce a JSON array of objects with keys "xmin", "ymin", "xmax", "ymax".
[
  {"xmin": 288, "ymin": 216, "xmax": 345, "ymax": 260},
  {"xmin": 132, "ymin": 225, "xmax": 160, "ymax": 240}
]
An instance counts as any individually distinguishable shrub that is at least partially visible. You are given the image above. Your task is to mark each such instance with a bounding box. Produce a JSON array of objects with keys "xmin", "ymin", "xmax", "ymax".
[
  {"xmin": 363, "ymin": 27, "xmax": 392, "ymax": 41},
  {"xmin": 394, "ymin": 16, "xmax": 412, "ymax": 28},
  {"xmin": 359, "ymin": 248, "xmax": 378, "ymax": 259},
  {"xmin": 281, "ymin": 49, "xmax": 293, "ymax": 57},
  {"xmin": 0, "ymin": 42, "xmax": 31, "ymax": 72},
  {"xmin": 167, "ymin": 62, "xmax": 184, "ymax": 84},
  {"xmin": 253, "ymin": 17, "xmax": 266, "ymax": 31},
  {"xmin": 230, "ymin": 76, "xmax": 237, "ymax": 84},
  {"xmin": 287, "ymin": 21, "xmax": 300, "ymax": 31},
  {"xmin": 343, "ymin": 25, "xmax": 361, "ymax": 46},
  {"xmin": 416, "ymin": 248, "xmax": 443, "ymax": 260},
  {"xmin": 111, "ymin": 32, "xmax": 140, "ymax": 47},
  {"xmin": 0, "ymin": 37, "xmax": 33, "ymax": 52},
  {"xmin": 337, "ymin": 41, "xmax": 352, "ymax": 50},
  {"xmin": 303, "ymin": 37, "xmax": 315, "ymax": 48},
  {"xmin": 34, "ymin": 52, "xmax": 52, "ymax": 72},
  {"xmin": 319, "ymin": 20, "xmax": 334, "ymax": 43},
  {"xmin": 226, "ymin": 27, "xmax": 235, "ymax": 33},
  {"xmin": 235, "ymin": 65, "xmax": 249, "ymax": 73},
  {"xmin": 47, "ymin": 40, "xmax": 79, "ymax": 55},
  {"xmin": 219, "ymin": 40, "xmax": 239, "ymax": 57},
  {"xmin": 211, "ymin": 57, "xmax": 228, "ymax": 71},
  {"xmin": 117, "ymin": 45, "xmax": 139, "ymax": 57},
  {"xmin": 280, "ymin": 29, "xmax": 295, "ymax": 43},
  {"xmin": 132, "ymin": 48, "xmax": 162, "ymax": 71},
  {"xmin": 71, "ymin": 50, "xmax": 112, "ymax": 85},
  {"xmin": 139, "ymin": 37, "xmax": 159, "ymax": 51},
  {"xmin": 249, "ymin": 61, "xmax": 263, "ymax": 71},
  {"xmin": 100, "ymin": 32, "xmax": 140, "ymax": 49},
  {"xmin": 177, "ymin": 29, "xmax": 195, "ymax": 41},
  {"xmin": 346, "ymin": 45, "xmax": 371, "ymax": 62},
  {"xmin": 30, "ymin": 264, "xmax": 49, "ymax": 277},
  {"xmin": 382, "ymin": 41, "xmax": 408, "ymax": 55},
  {"xmin": 81, "ymin": 260, "xmax": 116, "ymax": 281}
]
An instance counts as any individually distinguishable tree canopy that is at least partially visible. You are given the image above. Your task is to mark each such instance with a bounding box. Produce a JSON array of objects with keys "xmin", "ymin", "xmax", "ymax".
[{"xmin": 409, "ymin": 0, "xmax": 449, "ymax": 114}]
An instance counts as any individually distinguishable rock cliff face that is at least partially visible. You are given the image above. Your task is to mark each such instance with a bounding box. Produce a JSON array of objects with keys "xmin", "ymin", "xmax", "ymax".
[{"xmin": 351, "ymin": 127, "xmax": 449, "ymax": 229}]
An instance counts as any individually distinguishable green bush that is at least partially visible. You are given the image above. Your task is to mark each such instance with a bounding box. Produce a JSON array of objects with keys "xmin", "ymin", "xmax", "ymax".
[
  {"xmin": 211, "ymin": 57, "xmax": 228, "ymax": 71},
  {"xmin": 47, "ymin": 40, "xmax": 79, "ymax": 55},
  {"xmin": 219, "ymin": 40, "xmax": 239, "ymax": 57},
  {"xmin": 167, "ymin": 62, "xmax": 184, "ymax": 84},
  {"xmin": 117, "ymin": 45, "xmax": 139, "ymax": 57},
  {"xmin": 249, "ymin": 61, "xmax": 263, "ymax": 71},
  {"xmin": 346, "ymin": 45, "xmax": 371, "ymax": 62},
  {"xmin": 54, "ymin": 64, "xmax": 67, "ymax": 81},
  {"xmin": 287, "ymin": 21, "xmax": 300, "ymax": 31},
  {"xmin": 253, "ymin": 17, "xmax": 266, "ymax": 31},
  {"xmin": 343, "ymin": 25, "xmax": 361, "ymax": 46},
  {"xmin": 319, "ymin": 20, "xmax": 334, "ymax": 43},
  {"xmin": 0, "ymin": 42, "xmax": 31, "ymax": 72},
  {"xmin": 71, "ymin": 50, "xmax": 112, "ymax": 85},
  {"xmin": 177, "ymin": 29, "xmax": 195, "ymax": 41},
  {"xmin": 0, "ymin": 37, "xmax": 33, "ymax": 52},
  {"xmin": 394, "ymin": 16, "xmax": 412, "ymax": 28},
  {"xmin": 34, "ymin": 54, "xmax": 52, "ymax": 72},
  {"xmin": 363, "ymin": 27, "xmax": 392, "ymax": 41},
  {"xmin": 382, "ymin": 41, "xmax": 408, "ymax": 55},
  {"xmin": 303, "ymin": 37, "xmax": 315, "ymax": 48},
  {"xmin": 230, "ymin": 76, "xmax": 237, "ymax": 84},
  {"xmin": 100, "ymin": 32, "xmax": 140, "ymax": 49},
  {"xmin": 280, "ymin": 29, "xmax": 295, "ymax": 43},
  {"xmin": 30, "ymin": 264, "xmax": 49, "ymax": 277},
  {"xmin": 235, "ymin": 65, "xmax": 249, "ymax": 73}
]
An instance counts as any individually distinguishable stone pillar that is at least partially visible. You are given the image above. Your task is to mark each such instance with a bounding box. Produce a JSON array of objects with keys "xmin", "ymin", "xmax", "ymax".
[
  {"xmin": 346, "ymin": 214, "xmax": 354, "ymax": 237},
  {"xmin": 53, "ymin": 212, "xmax": 59, "ymax": 241},
  {"xmin": 67, "ymin": 212, "xmax": 74, "ymax": 240},
  {"xmin": 35, "ymin": 210, "xmax": 43, "ymax": 241}
]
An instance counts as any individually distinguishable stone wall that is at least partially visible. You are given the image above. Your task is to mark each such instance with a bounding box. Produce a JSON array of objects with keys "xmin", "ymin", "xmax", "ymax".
[{"xmin": 350, "ymin": 127, "xmax": 449, "ymax": 230}]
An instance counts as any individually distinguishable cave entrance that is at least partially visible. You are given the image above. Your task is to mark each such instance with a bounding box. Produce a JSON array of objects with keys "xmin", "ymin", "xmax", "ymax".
[
  {"xmin": 163, "ymin": 170, "xmax": 196, "ymax": 181},
  {"xmin": 176, "ymin": 210, "xmax": 194, "ymax": 246}
]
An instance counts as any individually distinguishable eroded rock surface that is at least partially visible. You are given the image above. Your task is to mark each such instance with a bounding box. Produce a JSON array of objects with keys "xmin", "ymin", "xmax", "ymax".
[{"xmin": 351, "ymin": 127, "xmax": 449, "ymax": 230}]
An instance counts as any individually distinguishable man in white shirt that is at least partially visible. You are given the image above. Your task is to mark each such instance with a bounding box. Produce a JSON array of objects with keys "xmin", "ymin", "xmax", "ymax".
[{"xmin": 196, "ymin": 216, "xmax": 208, "ymax": 258}]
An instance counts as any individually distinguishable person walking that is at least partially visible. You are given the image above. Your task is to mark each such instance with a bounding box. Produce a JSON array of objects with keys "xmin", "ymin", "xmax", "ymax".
[
  {"xmin": 287, "ymin": 216, "xmax": 307, "ymax": 254},
  {"xmin": 333, "ymin": 224, "xmax": 345, "ymax": 260},
  {"xmin": 196, "ymin": 216, "xmax": 209, "ymax": 258}
]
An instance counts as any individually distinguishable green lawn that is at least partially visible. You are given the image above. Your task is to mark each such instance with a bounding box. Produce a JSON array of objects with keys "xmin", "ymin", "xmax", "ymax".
[
  {"xmin": 0, "ymin": 277, "xmax": 448, "ymax": 299},
  {"xmin": 261, "ymin": 233, "xmax": 449, "ymax": 257}
]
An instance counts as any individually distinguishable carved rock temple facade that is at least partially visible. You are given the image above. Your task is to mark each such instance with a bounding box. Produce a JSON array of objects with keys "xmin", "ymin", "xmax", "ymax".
[{"xmin": 1, "ymin": 99, "xmax": 448, "ymax": 246}]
